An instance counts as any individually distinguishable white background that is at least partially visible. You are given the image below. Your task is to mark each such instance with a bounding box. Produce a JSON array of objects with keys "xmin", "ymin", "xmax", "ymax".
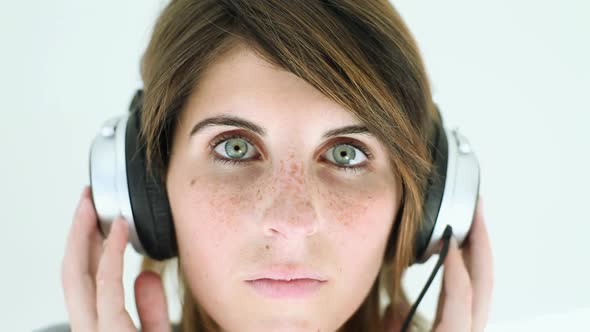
[{"xmin": 1, "ymin": 1, "xmax": 588, "ymax": 331}]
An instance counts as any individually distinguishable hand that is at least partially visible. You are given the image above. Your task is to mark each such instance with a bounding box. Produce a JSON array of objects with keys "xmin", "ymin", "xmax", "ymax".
[
  {"xmin": 383, "ymin": 198, "xmax": 494, "ymax": 332},
  {"xmin": 432, "ymin": 198, "xmax": 493, "ymax": 332},
  {"xmin": 61, "ymin": 185, "xmax": 172, "ymax": 332}
]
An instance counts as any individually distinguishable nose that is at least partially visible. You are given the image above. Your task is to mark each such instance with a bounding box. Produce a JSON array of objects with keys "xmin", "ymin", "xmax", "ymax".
[{"xmin": 260, "ymin": 159, "xmax": 319, "ymax": 239}]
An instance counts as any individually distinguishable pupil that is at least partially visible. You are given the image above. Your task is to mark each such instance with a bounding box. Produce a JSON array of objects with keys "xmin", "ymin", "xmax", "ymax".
[
  {"xmin": 333, "ymin": 144, "xmax": 355, "ymax": 165},
  {"xmin": 225, "ymin": 139, "xmax": 247, "ymax": 158}
]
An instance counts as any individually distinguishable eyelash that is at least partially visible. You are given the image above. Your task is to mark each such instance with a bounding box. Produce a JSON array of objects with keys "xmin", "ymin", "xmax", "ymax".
[{"xmin": 208, "ymin": 133, "xmax": 374, "ymax": 174}]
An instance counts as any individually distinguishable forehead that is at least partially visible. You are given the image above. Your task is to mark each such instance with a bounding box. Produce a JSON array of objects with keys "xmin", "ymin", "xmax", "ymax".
[{"xmin": 180, "ymin": 44, "xmax": 364, "ymax": 131}]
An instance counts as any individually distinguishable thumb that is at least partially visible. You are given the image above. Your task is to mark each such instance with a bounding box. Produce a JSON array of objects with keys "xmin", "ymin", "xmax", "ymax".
[
  {"xmin": 134, "ymin": 271, "xmax": 171, "ymax": 332},
  {"xmin": 434, "ymin": 237, "xmax": 472, "ymax": 332}
]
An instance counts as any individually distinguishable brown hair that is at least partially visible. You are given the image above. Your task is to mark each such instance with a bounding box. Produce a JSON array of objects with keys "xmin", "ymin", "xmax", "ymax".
[{"xmin": 138, "ymin": 0, "xmax": 439, "ymax": 331}]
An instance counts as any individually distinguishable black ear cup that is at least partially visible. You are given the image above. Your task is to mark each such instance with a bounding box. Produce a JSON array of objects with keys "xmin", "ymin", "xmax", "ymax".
[
  {"xmin": 413, "ymin": 111, "xmax": 448, "ymax": 262},
  {"xmin": 125, "ymin": 90, "xmax": 178, "ymax": 260}
]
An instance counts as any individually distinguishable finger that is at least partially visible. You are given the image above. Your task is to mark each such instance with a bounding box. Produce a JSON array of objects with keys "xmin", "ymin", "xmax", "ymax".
[
  {"xmin": 461, "ymin": 199, "xmax": 494, "ymax": 332},
  {"xmin": 434, "ymin": 237, "xmax": 472, "ymax": 332},
  {"xmin": 135, "ymin": 271, "xmax": 172, "ymax": 332},
  {"xmin": 86, "ymin": 188, "xmax": 105, "ymax": 278},
  {"xmin": 433, "ymin": 275, "xmax": 445, "ymax": 327},
  {"xmin": 96, "ymin": 216, "xmax": 135, "ymax": 330},
  {"xmin": 61, "ymin": 186, "xmax": 99, "ymax": 330}
]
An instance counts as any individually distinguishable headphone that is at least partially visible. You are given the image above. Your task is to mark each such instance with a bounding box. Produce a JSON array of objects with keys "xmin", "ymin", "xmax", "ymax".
[{"xmin": 88, "ymin": 89, "xmax": 480, "ymax": 264}]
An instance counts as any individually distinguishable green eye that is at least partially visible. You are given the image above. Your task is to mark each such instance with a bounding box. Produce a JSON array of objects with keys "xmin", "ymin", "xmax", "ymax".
[
  {"xmin": 332, "ymin": 144, "xmax": 356, "ymax": 165},
  {"xmin": 326, "ymin": 143, "xmax": 367, "ymax": 167},
  {"xmin": 212, "ymin": 136, "xmax": 257, "ymax": 162},
  {"xmin": 225, "ymin": 138, "xmax": 248, "ymax": 158}
]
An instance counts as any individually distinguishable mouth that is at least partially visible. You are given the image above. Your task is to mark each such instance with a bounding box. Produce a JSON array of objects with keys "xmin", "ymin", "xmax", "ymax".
[{"xmin": 245, "ymin": 278, "xmax": 326, "ymax": 299}]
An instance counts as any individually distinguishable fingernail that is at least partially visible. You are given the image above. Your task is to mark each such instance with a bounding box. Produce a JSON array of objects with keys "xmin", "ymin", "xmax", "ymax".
[
  {"xmin": 80, "ymin": 186, "xmax": 88, "ymax": 199},
  {"xmin": 76, "ymin": 193, "xmax": 87, "ymax": 215},
  {"xmin": 450, "ymin": 236, "xmax": 458, "ymax": 249},
  {"xmin": 117, "ymin": 216, "xmax": 126, "ymax": 229},
  {"xmin": 116, "ymin": 216, "xmax": 129, "ymax": 237},
  {"xmin": 109, "ymin": 217, "xmax": 122, "ymax": 237},
  {"xmin": 112, "ymin": 217, "xmax": 120, "ymax": 231},
  {"xmin": 77, "ymin": 189, "xmax": 88, "ymax": 212}
]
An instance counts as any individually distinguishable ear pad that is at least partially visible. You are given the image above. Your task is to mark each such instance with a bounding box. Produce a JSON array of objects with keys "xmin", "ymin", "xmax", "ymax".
[
  {"xmin": 413, "ymin": 111, "xmax": 448, "ymax": 262},
  {"xmin": 124, "ymin": 91, "xmax": 178, "ymax": 260},
  {"xmin": 383, "ymin": 108, "xmax": 448, "ymax": 264}
]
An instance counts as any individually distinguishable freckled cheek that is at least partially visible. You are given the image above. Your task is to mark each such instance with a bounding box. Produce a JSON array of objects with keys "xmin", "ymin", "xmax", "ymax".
[
  {"xmin": 321, "ymin": 175, "xmax": 384, "ymax": 222},
  {"xmin": 174, "ymin": 175, "xmax": 261, "ymax": 251},
  {"xmin": 320, "ymin": 180, "xmax": 395, "ymax": 246},
  {"xmin": 325, "ymin": 192, "xmax": 370, "ymax": 227}
]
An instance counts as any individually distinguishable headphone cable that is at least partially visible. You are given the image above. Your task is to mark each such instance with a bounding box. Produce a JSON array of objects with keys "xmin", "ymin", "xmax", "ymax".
[{"xmin": 400, "ymin": 224, "xmax": 454, "ymax": 332}]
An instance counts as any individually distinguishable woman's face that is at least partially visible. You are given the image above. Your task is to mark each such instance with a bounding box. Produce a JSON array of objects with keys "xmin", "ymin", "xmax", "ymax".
[{"xmin": 166, "ymin": 43, "xmax": 402, "ymax": 332}]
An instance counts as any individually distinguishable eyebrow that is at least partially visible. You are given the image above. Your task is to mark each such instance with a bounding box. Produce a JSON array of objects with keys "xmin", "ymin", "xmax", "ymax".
[{"xmin": 188, "ymin": 114, "xmax": 372, "ymax": 140}]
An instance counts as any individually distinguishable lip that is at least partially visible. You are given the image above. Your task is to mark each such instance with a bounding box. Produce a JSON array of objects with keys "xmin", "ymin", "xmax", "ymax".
[
  {"xmin": 246, "ymin": 278, "xmax": 326, "ymax": 298},
  {"xmin": 244, "ymin": 265, "xmax": 328, "ymax": 282},
  {"xmin": 244, "ymin": 264, "xmax": 328, "ymax": 299}
]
